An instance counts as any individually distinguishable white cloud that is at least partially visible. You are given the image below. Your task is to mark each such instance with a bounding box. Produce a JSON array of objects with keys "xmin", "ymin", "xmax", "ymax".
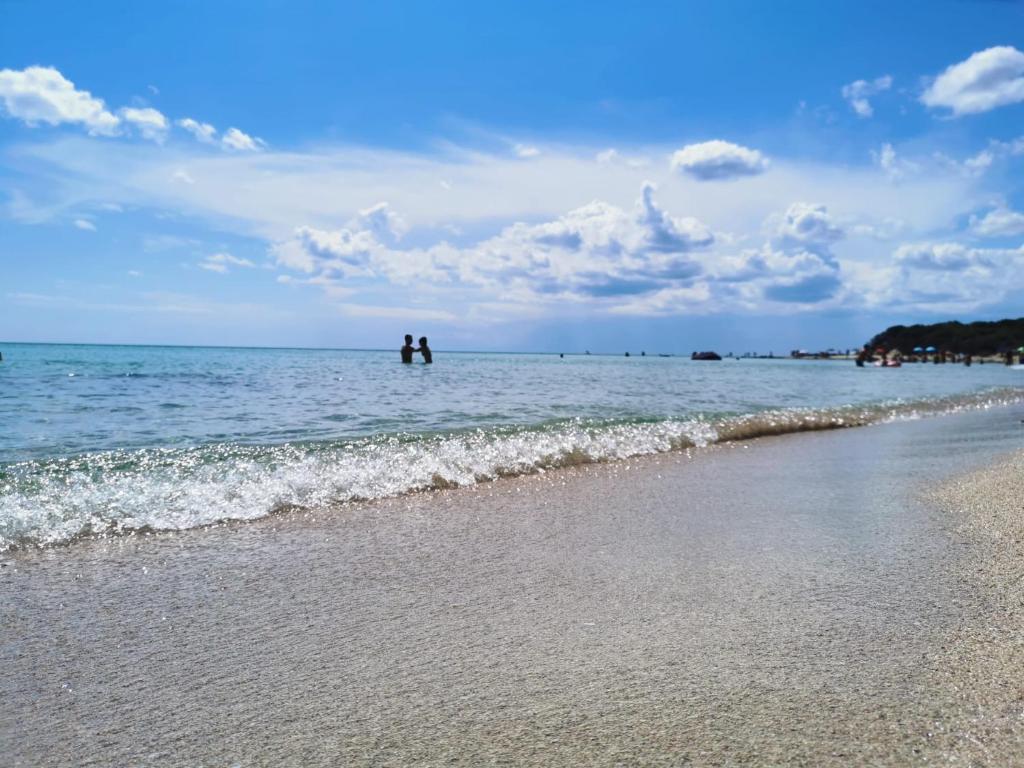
[
  {"xmin": 0, "ymin": 66, "xmax": 119, "ymax": 135},
  {"xmin": 971, "ymin": 207, "xmax": 1024, "ymax": 237},
  {"xmin": 774, "ymin": 202, "xmax": 843, "ymax": 254},
  {"xmin": 222, "ymin": 127, "xmax": 264, "ymax": 151},
  {"xmin": 356, "ymin": 201, "xmax": 407, "ymax": 242},
  {"xmin": 841, "ymin": 75, "xmax": 892, "ymax": 118},
  {"xmin": 922, "ymin": 46, "xmax": 1024, "ymax": 116},
  {"xmin": 963, "ymin": 148, "xmax": 994, "ymax": 176},
  {"xmin": 7, "ymin": 135, "xmax": 996, "ymax": 316},
  {"xmin": 177, "ymin": 117, "xmax": 217, "ymax": 143},
  {"xmin": 199, "ymin": 252, "xmax": 256, "ymax": 273},
  {"xmin": 872, "ymin": 141, "xmax": 998, "ymax": 181},
  {"xmin": 873, "ymin": 142, "xmax": 900, "ymax": 179},
  {"xmin": 273, "ymin": 183, "xmax": 714, "ymax": 305},
  {"xmin": 119, "ymin": 107, "xmax": 168, "ymax": 142},
  {"xmin": 879, "ymin": 241, "xmax": 1024, "ymax": 312},
  {"xmin": 514, "ymin": 143, "xmax": 540, "ymax": 158},
  {"xmin": 73, "ymin": 218, "xmax": 96, "ymax": 231},
  {"xmin": 670, "ymin": 140, "xmax": 768, "ymax": 180},
  {"xmin": 12, "ymin": 135, "xmax": 975, "ymax": 244},
  {"xmin": 894, "ymin": 242, "xmax": 991, "ymax": 271}
]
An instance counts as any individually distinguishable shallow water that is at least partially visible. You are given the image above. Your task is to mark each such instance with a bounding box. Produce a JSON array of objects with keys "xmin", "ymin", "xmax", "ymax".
[
  {"xmin": 2, "ymin": 342, "xmax": 1022, "ymax": 548},
  {"xmin": 4, "ymin": 405, "xmax": 1023, "ymax": 766}
]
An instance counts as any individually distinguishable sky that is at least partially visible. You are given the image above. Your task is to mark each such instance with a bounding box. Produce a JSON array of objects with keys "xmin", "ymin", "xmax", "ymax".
[{"xmin": 2, "ymin": 0, "xmax": 1024, "ymax": 353}]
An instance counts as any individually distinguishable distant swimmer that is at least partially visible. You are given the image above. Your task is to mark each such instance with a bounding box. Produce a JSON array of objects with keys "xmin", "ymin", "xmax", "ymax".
[
  {"xmin": 401, "ymin": 334, "xmax": 415, "ymax": 364},
  {"xmin": 417, "ymin": 336, "xmax": 432, "ymax": 364}
]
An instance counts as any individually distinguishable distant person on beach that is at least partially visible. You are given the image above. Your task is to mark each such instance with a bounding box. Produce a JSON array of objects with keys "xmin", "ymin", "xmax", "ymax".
[
  {"xmin": 401, "ymin": 334, "xmax": 415, "ymax": 364},
  {"xmin": 417, "ymin": 336, "xmax": 432, "ymax": 364}
]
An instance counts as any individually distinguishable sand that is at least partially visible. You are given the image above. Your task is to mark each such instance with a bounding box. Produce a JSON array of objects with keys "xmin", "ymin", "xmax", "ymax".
[
  {"xmin": 3, "ymin": 405, "xmax": 1024, "ymax": 766},
  {"xmin": 917, "ymin": 453, "xmax": 1024, "ymax": 764}
]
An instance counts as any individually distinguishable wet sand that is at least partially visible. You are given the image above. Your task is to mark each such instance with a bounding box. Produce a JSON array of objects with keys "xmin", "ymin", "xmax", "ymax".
[{"xmin": 3, "ymin": 405, "xmax": 1024, "ymax": 766}]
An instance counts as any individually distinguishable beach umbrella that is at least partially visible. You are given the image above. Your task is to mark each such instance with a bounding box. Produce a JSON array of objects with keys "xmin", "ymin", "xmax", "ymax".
[
  {"xmin": 912, "ymin": 346, "xmax": 923, "ymax": 353},
  {"xmin": 925, "ymin": 346, "xmax": 936, "ymax": 352},
  {"xmin": 1017, "ymin": 346, "xmax": 1024, "ymax": 353}
]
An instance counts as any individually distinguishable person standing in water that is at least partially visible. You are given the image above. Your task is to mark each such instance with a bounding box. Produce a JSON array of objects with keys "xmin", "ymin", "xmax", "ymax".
[
  {"xmin": 417, "ymin": 336, "xmax": 432, "ymax": 364},
  {"xmin": 401, "ymin": 334, "xmax": 416, "ymax": 363}
]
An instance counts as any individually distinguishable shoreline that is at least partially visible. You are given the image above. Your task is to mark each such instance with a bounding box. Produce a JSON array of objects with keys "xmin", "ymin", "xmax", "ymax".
[
  {"xmin": 6, "ymin": 386, "xmax": 1024, "ymax": 553},
  {"xmin": 3, "ymin": 406, "xmax": 1024, "ymax": 765}
]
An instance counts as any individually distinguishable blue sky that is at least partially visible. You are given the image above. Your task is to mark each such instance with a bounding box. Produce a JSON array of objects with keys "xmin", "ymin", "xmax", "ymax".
[{"xmin": 2, "ymin": 0, "xmax": 1024, "ymax": 352}]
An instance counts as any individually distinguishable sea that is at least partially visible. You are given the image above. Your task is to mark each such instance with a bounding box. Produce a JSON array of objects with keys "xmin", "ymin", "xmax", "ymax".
[{"xmin": 2, "ymin": 342, "xmax": 1022, "ymax": 551}]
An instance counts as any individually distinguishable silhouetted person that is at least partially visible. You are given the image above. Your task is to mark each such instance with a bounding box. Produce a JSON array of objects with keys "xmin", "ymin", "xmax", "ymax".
[
  {"xmin": 401, "ymin": 334, "xmax": 415, "ymax": 364},
  {"xmin": 417, "ymin": 336, "xmax": 432, "ymax": 364}
]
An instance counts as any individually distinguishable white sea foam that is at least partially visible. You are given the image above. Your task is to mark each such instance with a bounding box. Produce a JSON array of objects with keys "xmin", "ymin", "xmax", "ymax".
[{"xmin": 2, "ymin": 389, "xmax": 1022, "ymax": 550}]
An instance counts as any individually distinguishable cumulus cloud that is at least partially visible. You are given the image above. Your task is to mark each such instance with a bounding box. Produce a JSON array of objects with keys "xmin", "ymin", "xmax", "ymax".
[
  {"xmin": 119, "ymin": 107, "xmax": 168, "ymax": 142},
  {"xmin": 0, "ymin": 65, "xmax": 265, "ymax": 153},
  {"xmin": 177, "ymin": 117, "xmax": 216, "ymax": 143},
  {"xmin": 273, "ymin": 184, "xmax": 715, "ymax": 305},
  {"xmin": 710, "ymin": 202, "xmax": 849, "ymax": 305},
  {"xmin": 970, "ymin": 207, "xmax": 1024, "ymax": 238},
  {"xmin": 222, "ymin": 127, "xmax": 264, "ymax": 151},
  {"xmin": 878, "ymin": 241, "xmax": 1024, "ymax": 312},
  {"xmin": 894, "ymin": 242, "xmax": 991, "ymax": 271},
  {"xmin": 841, "ymin": 75, "xmax": 892, "ymax": 117},
  {"xmin": 355, "ymin": 201, "xmax": 407, "ymax": 242},
  {"xmin": 670, "ymin": 140, "xmax": 768, "ymax": 180},
  {"xmin": 199, "ymin": 252, "xmax": 256, "ymax": 273},
  {"xmin": 774, "ymin": 202, "xmax": 843, "ymax": 255},
  {"xmin": 270, "ymin": 189, "xmax": 857, "ymax": 313},
  {"xmin": 921, "ymin": 46, "xmax": 1024, "ymax": 116},
  {"xmin": 0, "ymin": 66, "xmax": 119, "ymax": 135}
]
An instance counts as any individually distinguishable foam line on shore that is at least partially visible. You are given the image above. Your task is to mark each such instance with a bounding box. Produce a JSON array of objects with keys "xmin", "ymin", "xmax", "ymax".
[{"xmin": 2, "ymin": 387, "xmax": 1022, "ymax": 550}]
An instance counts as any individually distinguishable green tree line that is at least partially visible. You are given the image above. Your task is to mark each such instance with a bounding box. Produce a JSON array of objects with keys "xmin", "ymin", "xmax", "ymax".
[{"xmin": 869, "ymin": 318, "xmax": 1024, "ymax": 355}]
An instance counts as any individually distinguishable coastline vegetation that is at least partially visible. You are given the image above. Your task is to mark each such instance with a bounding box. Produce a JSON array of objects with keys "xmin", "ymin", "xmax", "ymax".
[{"xmin": 870, "ymin": 318, "xmax": 1024, "ymax": 356}]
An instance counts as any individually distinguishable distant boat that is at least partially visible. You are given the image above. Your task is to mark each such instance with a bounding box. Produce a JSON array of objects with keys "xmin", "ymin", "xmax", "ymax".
[{"xmin": 691, "ymin": 351, "xmax": 722, "ymax": 361}]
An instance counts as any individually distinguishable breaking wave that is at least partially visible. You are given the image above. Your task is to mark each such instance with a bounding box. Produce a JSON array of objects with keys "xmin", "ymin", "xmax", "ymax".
[{"xmin": 2, "ymin": 387, "xmax": 1022, "ymax": 550}]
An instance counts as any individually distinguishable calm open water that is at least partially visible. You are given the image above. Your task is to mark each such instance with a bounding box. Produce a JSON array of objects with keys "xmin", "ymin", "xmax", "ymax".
[{"xmin": 1, "ymin": 342, "xmax": 1022, "ymax": 549}]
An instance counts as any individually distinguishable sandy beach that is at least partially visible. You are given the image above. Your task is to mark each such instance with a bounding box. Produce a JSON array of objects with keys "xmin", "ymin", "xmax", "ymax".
[{"xmin": 4, "ymin": 404, "xmax": 1024, "ymax": 767}]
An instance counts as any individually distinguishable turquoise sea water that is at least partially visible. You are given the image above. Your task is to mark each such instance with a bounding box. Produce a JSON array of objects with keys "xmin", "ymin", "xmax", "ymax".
[{"xmin": 2, "ymin": 342, "xmax": 1022, "ymax": 549}]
